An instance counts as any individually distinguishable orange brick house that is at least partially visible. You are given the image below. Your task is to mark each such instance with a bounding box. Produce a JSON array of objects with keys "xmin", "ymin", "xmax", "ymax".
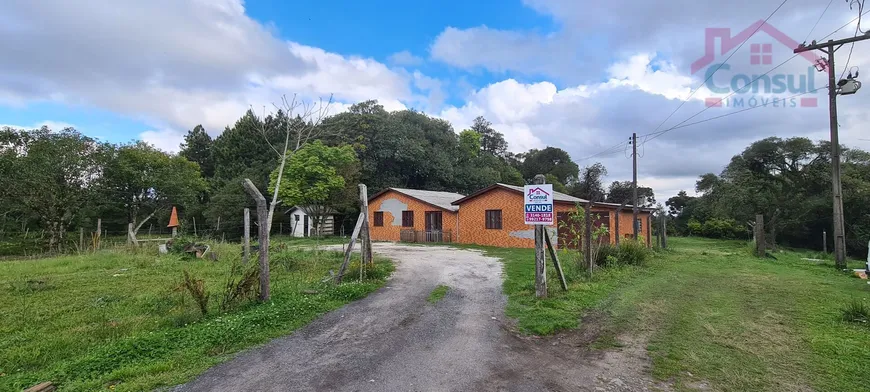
[
  {"xmin": 367, "ymin": 183, "xmax": 653, "ymax": 249},
  {"xmin": 452, "ymin": 184, "xmax": 653, "ymax": 248},
  {"xmin": 367, "ymin": 188, "xmax": 464, "ymax": 243}
]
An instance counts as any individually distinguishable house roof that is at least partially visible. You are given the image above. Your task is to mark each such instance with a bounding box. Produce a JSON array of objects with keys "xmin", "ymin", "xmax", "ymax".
[
  {"xmin": 452, "ymin": 183, "xmax": 588, "ymax": 205},
  {"xmin": 452, "ymin": 183, "xmax": 657, "ymax": 212},
  {"xmin": 369, "ymin": 188, "xmax": 465, "ymax": 212},
  {"xmin": 285, "ymin": 205, "xmax": 339, "ymax": 215}
]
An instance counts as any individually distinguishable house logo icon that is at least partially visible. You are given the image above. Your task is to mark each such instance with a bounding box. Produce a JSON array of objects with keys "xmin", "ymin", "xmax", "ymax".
[
  {"xmin": 527, "ymin": 187, "xmax": 550, "ymax": 197},
  {"xmin": 690, "ymin": 20, "xmax": 824, "ymax": 109}
]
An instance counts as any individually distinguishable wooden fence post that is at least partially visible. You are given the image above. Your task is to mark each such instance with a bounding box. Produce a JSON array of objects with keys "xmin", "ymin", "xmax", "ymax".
[
  {"xmin": 96, "ymin": 219, "xmax": 102, "ymax": 250},
  {"xmin": 243, "ymin": 208, "xmax": 251, "ymax": 264},
  {"xmin": 755, "ymin": 214, "xmax": 765, "ymax": 257},
  {"xmin": 216, "ymin": 216, "xmax": 221, "ymax": 232},
  {"xmin": 359, "ymin": 184, "xmax": 373, "ymax": 265},
  {"xmin": 192, "ymin": 217, "xmax": 197, "ymax": 237},
  {"xmin": 533, "ymin": 174, "xmax": 547, "ymax": 299},
  {"xmin": 544, "ymin": 230, "xmax": 568, "ymax": 291},
  {"xmin": 823, "ymin": 230, "xmax": 827, "ymax": 253},
  {"xmin": 584, "ymin": 202, "xmax": 593, "ymax": 275},
  {"xmin": 79, "ymin": 227, "xmax": 84, "ymax": 253},
  {"xmin": 661, "ymin": 213, "xmax": 668, "ymax": 249},
  {"xmin": 242, "ymin": 179, "xmax": 270, "ymax": 302}
]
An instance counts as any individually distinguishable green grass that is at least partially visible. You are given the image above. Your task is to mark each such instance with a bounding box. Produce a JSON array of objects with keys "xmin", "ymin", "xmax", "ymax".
[
  {"xmin": 427, "ymin": 285, "xmax": 449, "ymax": 303},
  {"xmin": 486, "ymin": 237, "xmax": 870, "ymax": 392},
  {"xmin": 0, "ymin": 239, "xmax": 392, "ymax": 391}
]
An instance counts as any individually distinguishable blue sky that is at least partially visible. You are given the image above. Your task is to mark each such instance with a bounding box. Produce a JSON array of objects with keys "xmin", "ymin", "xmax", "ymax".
[{"xmin": 1, "ymin": 0, "xmax": 867, "ymax": 198}]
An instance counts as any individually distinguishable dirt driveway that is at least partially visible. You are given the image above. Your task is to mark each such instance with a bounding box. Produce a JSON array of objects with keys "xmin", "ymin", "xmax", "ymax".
[{"xmin": 176, "ymin": 243, "xmax": 660, "ymax": 392}]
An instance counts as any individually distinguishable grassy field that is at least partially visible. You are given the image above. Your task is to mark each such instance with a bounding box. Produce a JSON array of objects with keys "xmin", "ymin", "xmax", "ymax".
[
  {"xmin": 489, "ymin": 237, "xmax": 870, "ymax": 392},
  {"xmin": 0, "ymin": 239, "xmax": 391, "ymax": 391}
]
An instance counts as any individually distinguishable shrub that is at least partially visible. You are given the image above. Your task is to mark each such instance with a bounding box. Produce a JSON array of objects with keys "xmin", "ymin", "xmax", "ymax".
[
  {"xmin": 219, "ymin": 261, "xmax": 260, "ymax": 312},
  {"xmin": 612, "ymin": 240, "xmax": 651, "ymax": 266},
  {"xmin": 182, "ymin": 270, "xmax": 209, "ymax": 316},
  {"xmin": 687, "ymin": 219, "xmax": 702, "ymax": 236},
  {"xmin": 842, "ymin": 299, "xmax": 870, "ymax": 324}
]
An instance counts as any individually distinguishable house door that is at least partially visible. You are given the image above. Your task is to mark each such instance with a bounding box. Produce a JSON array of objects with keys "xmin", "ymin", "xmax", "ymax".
[
  {"xmin": 303, "ymin": 215, "xmax": 309, "ymax": 237},
  {"xmin": 424, "ymin": 211, "xmax": 443, "ymax": 242}
]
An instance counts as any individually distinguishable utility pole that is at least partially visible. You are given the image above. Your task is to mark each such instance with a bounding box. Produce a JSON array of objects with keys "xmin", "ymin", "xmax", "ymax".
[
  {"xmin": 795, "ymin": 33, "xmax": 869, "ymax": 269},
  {"xmin": 631, "ymin": 132, "xmax": 639, "ymax": 240}
]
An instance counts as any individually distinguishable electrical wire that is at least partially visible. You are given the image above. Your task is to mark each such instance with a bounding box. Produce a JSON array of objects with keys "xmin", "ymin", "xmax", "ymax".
[
  {"xmin": 645, "ymin": 0, "xmax": 790, "ymax": 139},
  {"xmin": 639, "ymin": 52, "xmax": 801, "ymax": 141},
  {"xmin": 818, "ymin": 7, "xmax": 870, "ymax": 40},
  {"xmin": 804, "ymin": 0, "xmax": 836, "ymax": 44},
  {"xmin": 840, "ymin": 1, "xmax": 865, "ymax": 80},
  {"xmin": 643, "ymin": 86, "xmax": 827, "ymax": 144},
  {"xmin": 637, "ymin": 5, "xmax": 867, "ymax": 146},
  {"xmin": 576, "ymin": 139, "xmax": 630, "ymax": 161}
]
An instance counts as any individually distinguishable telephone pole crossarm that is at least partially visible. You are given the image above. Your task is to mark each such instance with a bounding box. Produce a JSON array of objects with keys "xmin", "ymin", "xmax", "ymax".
[{"xmin": 794, "ymin": 34, "xmax": 870, "ymax": 54}]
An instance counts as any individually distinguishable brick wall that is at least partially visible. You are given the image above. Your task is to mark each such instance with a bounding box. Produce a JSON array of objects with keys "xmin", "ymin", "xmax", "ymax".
[{"xmin": 368, "ymin": 190, "xmax": 458, "ymax": 242}]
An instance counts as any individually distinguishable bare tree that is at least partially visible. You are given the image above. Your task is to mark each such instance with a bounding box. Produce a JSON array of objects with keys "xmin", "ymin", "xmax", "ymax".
[{"xmin": 255, "ymin": 94, "xmax": 334, "ymax": 234}]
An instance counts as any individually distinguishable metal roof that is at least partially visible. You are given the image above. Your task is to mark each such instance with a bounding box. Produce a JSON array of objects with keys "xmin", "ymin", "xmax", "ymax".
[
  {"xmin": 373, "ymin": 188, "xmax": 465, "ymax": 212},
  {"xmin": 493, "ymin": 183, "xmax": 588, "ymax": 204}
]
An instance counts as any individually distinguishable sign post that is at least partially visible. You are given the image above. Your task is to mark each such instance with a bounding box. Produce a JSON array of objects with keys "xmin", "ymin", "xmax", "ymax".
[{"xmin": 526, "ymin": 178, "xmax": 554, "ymax": 298}]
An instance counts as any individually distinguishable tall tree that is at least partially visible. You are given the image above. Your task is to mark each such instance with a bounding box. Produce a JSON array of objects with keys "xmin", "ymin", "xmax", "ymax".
[
  {"xmin": 606, "ymin": 181, "xmax": 656, "ymax": 207},
  {"xmin": 471, "ymin": 116, "xmax": 508, "ymax": 157},
  {"xmin": 569, "ymin": 162, "xmax": 608, "ymax": 201},
  {"xmin": 665, "ymin": 190, "xmax": 694, "ymax": 216},
  {"xmin": 100, "ymin": 142, "xmax": 206, "ymax": 240},
  {"xmin": 519, "ymin": 147, "xmax": 580, "ymax": 185},
  {"xmin": 0, "ymin": 127, "xmax": 107, "ymax": 250},
  {"xmin": 179, "ymin": 125, "xmax": 214, "ymax": 178}
]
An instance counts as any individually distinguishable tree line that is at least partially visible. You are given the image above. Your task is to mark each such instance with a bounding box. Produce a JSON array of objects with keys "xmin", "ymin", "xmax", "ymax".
[
  {"xmin": 0, "ymin": 99, "xmax": 660, "ymax": 253},
  {"xmin": 665, "ymin": 136, "xmax": 870, "ymax": 256}
]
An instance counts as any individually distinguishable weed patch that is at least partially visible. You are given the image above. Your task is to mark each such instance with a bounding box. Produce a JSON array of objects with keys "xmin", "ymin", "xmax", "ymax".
[{"xmin": 428, "ymin": 285, "xmax": 449, "ymax": 303}]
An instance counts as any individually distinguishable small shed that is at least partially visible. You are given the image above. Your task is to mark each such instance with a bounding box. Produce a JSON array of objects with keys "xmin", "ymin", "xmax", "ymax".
[{"xmin": 285, "ymin": 205, "xmax": 338, "ymax": 237}]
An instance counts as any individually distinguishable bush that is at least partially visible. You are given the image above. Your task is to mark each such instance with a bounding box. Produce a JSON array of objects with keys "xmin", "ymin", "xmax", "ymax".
[
  {"xmin": 612, "ymin": 240, "xmax": 651, "ymax": 266},
  {"xmin": 699, "ymin": 218, "xmax": 749, "ymax": 239},
  {"xmin": 687, "ymin": 219, "xmax": 702, "ymax": 236},
  {"xmin": 842, "ymin": 299, "xmax": 870, "ymax": 324}
]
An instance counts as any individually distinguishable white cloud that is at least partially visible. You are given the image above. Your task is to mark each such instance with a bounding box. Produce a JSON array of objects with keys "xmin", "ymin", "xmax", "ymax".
[
  {"xmin": 388, "ymin": 50, "xmax": 424, "ymax": 66},
  {"xmin": 0, "ymin": 0, "xmax": 437, "ymax": 143},
  {"xmin": 141, "ymin": 129, "xmax": 185, "ymax": 153}
]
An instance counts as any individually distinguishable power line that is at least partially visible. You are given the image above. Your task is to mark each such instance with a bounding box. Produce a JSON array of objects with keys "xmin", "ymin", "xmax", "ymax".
[
  {"xmin": 639, "ymin": 52, "xmax": 801, "ymax": 142},
  {"xmin": 575, "ymin": 2, "xmax": 868, "ymax": 162},
  {"xmin": 577, "ymin": 140, "xmax": 629, "ymax": 161},
  {"xmin": 645, "ymin": 0, "xmax": 790, "ymax": 138},
  {"xmin": 644, "ymin": 86, "xmax": 827, "ymax": 144},
  {"xmin": 638, "ymin": 3, "xmax": 865, "ymax": 145},
  {"xmin": 840, "ymin": 1, "xmax": 865, "ymax": 80},
  {"xmin": 818, "ymin": 7, "xmax": 870, "ymax": 40},
  {"xmin": 803, "ymin": 0, "xmax": 836, "ymax": 44}
]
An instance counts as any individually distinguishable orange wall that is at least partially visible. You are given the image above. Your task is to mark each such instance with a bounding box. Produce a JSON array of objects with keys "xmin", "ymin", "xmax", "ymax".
[
  {"xmin": 610, "ymin": 209, "xmax": 651, "ymax": 245},
  {"xmin": 456, "ymin": 188, "xmax": 651, "ymax": 248},
  {"xmin": 456, "ymin": 188, "xmax": 577, "ymax": 248},
  {"xmin": 368, "ymin": 190, "xmax": 458, "ymax": 242}
]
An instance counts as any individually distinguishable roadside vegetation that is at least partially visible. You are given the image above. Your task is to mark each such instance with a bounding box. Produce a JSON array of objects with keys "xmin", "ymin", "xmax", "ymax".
[
  {"xmin": 492, "ymin": 236, "xmax": 870, "ymax": 391},
  {"xmin": 427, "ymin": 285, "xmax": 450, "ymax": 303},
  {"xmin": 0, "ymin": 239, "xmax": 392, "ymax": 391}
]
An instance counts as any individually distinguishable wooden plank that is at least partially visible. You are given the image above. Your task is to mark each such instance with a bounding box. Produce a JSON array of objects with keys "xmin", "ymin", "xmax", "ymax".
[
  {"xmin": 544, "ymin": 230, "xmax": 568, "ymax": 291},
  {"xmin": 335, "ymin": 211, "xmax": 365, "ymax": 283},
  {"xmin": 243, "ymin": 208, "xmax": 251, "ymax": 264},
  {"xmin": 24, "ymin": 381, "xmax": 56, "ymax": 392},
  {"xmin": 242, "ymin": 179, "xmax": 270, "ymax": 302}
]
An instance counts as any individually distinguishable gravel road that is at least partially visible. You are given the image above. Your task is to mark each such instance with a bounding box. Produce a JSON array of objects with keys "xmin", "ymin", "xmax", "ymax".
[{"xmin": 176, "ymin": 243, "xmax": 660, "ymax": 392}]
